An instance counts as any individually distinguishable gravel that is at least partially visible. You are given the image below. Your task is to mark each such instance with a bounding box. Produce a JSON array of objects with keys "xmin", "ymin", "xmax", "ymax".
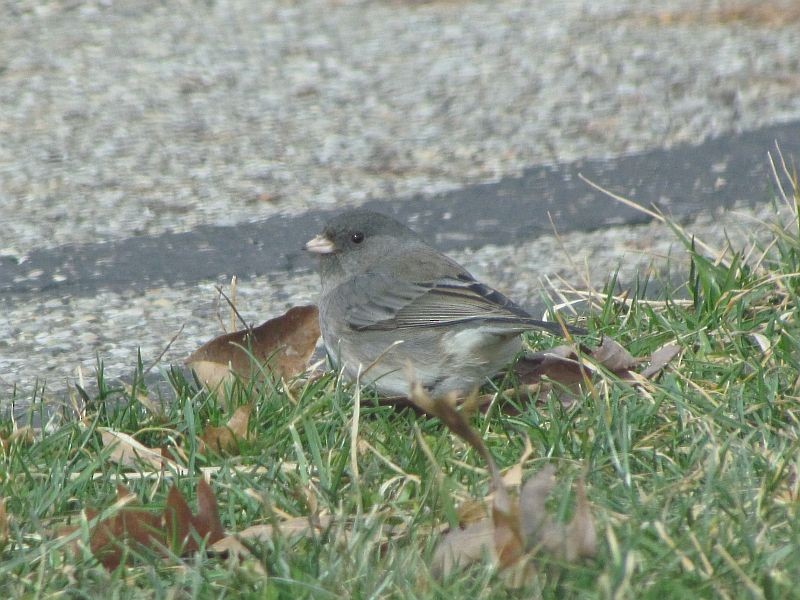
[{"xmin": 2, "ymin": 0, "xmax": 800, "ymax": 258}]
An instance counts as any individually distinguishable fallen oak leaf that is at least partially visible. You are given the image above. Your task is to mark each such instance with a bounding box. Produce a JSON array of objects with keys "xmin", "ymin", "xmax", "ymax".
[
  {"xmin": 186, "ymin": 305, "xmax": 320, "ymax": 391},
  {"xmin": 0, "ymin": 426, "xmax": 35, "ymax": 451},
  {"xmin": 100, "ymin": 428, "xmax": 185, "ymax": 474},
  {"xmin": 164, "ymin": 479, "xmax": 226, "ymax": 554},
  {"xmin": 199, "ymin": 404, "xmax": 253, "ymax": 455},
  {"xmin": 588, "ymin": 336, "xmax": 638, "ymax": 373},
  {"xmin": 87, "ymin": 485, "xmax": 161, "ymax": 570},
  {"xmin": 640, "ymin": 342, "xmax": 682, "ymax": 379},
  {"xmin": 565, "ymin": 478, "xmax": 596, "ymax": 561},
  {"xmin": 210, "ymin": 515, "xmax": 334, "ymax": 558},
  {"xmin": 89, "ymin": 480, "xmax": 226, "ymax": 570}
]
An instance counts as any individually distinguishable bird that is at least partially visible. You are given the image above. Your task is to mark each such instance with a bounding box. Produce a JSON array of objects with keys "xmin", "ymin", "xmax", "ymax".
[{"xmin": 305, "ymin": 209, "xmax": 581, "ymax": 399}]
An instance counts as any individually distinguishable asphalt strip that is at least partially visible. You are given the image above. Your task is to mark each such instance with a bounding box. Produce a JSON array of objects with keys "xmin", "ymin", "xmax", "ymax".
[{"xmin": 2, "ymin": 119, "xmax": 798, "ymax": 302}]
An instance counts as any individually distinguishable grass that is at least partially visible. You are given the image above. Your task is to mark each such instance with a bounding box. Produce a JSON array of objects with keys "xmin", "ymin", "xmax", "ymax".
[{"xmin": 1, "ymin": 165, "xmax": 799, "ymax": 598}]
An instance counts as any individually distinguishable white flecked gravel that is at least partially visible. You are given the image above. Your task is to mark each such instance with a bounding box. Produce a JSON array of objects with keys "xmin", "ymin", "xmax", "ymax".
[{"xmin": 2, "ymin": 0, "xmax": 800, "ymax": 258}]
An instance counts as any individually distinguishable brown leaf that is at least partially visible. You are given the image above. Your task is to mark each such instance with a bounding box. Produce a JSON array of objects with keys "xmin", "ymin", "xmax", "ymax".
[
  {"xmin": 199, "ymin": 404, "xmax": 253, "ymax": 455},
  {"xmin": 0, "ymin": 426, "xmax": 35, "ymax": 450},
  {"xmin": 89, "ymin": 480, "xmax": 226, "ymax": 570},
  {"xmin": 590, "ymin": 336, "xmax": 638, "ymax": 372},
  {"xmin": 409, "ymin": 381, "xmax": 502, "ymax": 484},
  {"xmin": 195, "ymin": 479, "xmax": 227, "ymax": 544},
  {"xmin": 518, "ymin": 465, "xmax": 556, "ymax": 546},
  {"xmin": 186, "ymin": 305, "xmax": 320, "ymax": 390},
  {"xmin": 211, "ymin": 515, "xmax": 333, "ymax": 558},
  {"xmin": 412, "ymin": 378, "xmax": 528, "ymax": 575},
  {"xmin": 88, "ymin": 486, "xmax": 161, "ymax": 570},
  {"xmin": 431, "ymin": 520, "xmax": 495, "ymax": 578},
  {"xmin": 515, "ymin": 345, "xmax": 587, "ymax": 387},
  {"xmin": 565, "ymin": 479, "xmax": 596, "ymax": 561},
  {"xmin": 492, "ymin": 486, "xmax": 524, "ymax": 569},
  {"xmin": 0, "ymin": 497, "xmax": 8, "ymax": 550},
  {"xmin": 640, "ymin": 342, "xmax": 681, "ymax": 379},
  {"xmin": 516, "ymin": 337, "xmax": 642, "ymax": 391},
  {"xmin": 100, "ymin": 428, "xmax": 184, "ymax": 474},
  {"xmin": 529, "ymin": 472, "xmax": 597, "ymax": 562},
  {"xmin": 164, "ymin": 479, "xmax": 226, "ymax": 554}
]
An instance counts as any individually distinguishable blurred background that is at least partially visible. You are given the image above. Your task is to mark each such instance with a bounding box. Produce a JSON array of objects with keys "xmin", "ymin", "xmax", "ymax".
[{"xmin": 2, "ymin": 0, "xmax": 799, "ymax": 396}]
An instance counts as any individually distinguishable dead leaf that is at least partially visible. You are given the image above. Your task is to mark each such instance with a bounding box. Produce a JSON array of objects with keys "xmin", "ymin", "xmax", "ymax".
[
  {"xmin": 164, "ymin": 479, "xmax": 226, "ymax": 554},
  {"xmin": 199, "ymin": 404, "xmax": 253, "ymax": 455},
  {"xmin": 415, "ymin": 366, "xmax": 597, "ymax": 581},
  {"xmin": 0, "ymin": 426, "xmax": 35, "ymax": 450},
  {"xmin": 589, "ymin": 336, "xmax": 638, "ymax": 372},
  {"xmin": 411, "ymin": 380, "xmax": 528, "ymax": 574},
  {"xmin": 211, "ymin": 515, "xmax": 333, "ymax": 557},
  {"xmin": 88, "ymin": 480, "xmax": 226, "ymax": 570},
  {"xmin": 640, "ymin": 342, "xmax": 681, "ymax": 379},
  {"xmin": 408, "ymin": 381, "xmax": 502, "ymax": 483},
  {"xmin": 0, "ymin": 497, "xmax": 8, "ymax": 550},
  {"xmin": 88, "ymin": 485, "xmax": 161, "ymax": 570},
  {"xmin": 515, "ymin": 345, "xmax": 587, "ymax": 387},
  {"xmin": 431, "ymin": 520, "xmax": 495, "ymax": 578},
  {"xmin": 565, "ymin": 479, "xmax": 596, "ymax": 561},
  {"xmin": 492, "ymin": 485, "xmax": 524, "ymax": 569},
  {"xmin": 186, "ymin": 305, "xmax": 320, "ymax": 391},
  {"xmin": 516, "ymin": 336, "xmax": 662, "ymax": 392},
  {"xmin": 518, "ymin": 466, "xmax": 557, "ymax": 546},
  {"xmin": 100, "ymin": 428, "xmax": 184, "ymax": 474}
]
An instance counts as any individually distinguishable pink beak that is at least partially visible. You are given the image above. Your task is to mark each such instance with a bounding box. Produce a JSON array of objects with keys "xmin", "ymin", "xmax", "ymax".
[{"xmin": 304, "ymin": 234, "xmax": 335, "ymax": 254}]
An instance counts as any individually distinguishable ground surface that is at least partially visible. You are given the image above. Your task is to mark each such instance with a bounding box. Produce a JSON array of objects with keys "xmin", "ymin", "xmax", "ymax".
[{"xmin": 2, "ymin": 0, "xmax": 800, "ymax": 397}]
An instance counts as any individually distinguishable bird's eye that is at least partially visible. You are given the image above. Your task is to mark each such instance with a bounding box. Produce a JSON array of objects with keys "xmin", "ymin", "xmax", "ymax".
[{"xmin": 351, "ymin": 232, "xmax": 365, "ymax": 244}]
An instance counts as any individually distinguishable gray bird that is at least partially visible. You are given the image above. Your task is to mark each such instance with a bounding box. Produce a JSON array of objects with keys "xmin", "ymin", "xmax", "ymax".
[{"xmin": 305, "ymin": 209, "xmax": 580, "ymax": 398}]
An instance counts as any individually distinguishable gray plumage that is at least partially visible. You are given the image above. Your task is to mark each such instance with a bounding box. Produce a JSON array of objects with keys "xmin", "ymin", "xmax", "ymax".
[{"xmin": 306, "ymin": 209, "xmax": 578, "ymax": 398}]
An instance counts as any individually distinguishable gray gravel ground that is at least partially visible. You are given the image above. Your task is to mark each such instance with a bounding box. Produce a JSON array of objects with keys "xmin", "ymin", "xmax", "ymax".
[
  {"xmin": 2, "ymin": 0, "xmax": 800, "ymax": 400},
  {"xmin": 2, "ymin": 0, "xmax": 800, "ymax": 256}
]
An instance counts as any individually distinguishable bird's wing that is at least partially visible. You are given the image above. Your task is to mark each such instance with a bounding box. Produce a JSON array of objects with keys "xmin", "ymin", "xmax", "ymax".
[{"xmin": 339, "ymin": 273, "xmax": 575, "ymax": 335}]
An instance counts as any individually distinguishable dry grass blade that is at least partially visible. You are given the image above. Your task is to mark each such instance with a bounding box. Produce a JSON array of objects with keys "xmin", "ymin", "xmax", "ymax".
[
  {"xmin": 211, "ymin": 515, "xmax": 334, "ymax": 558},
  {"xmin": 578, "ymin": 173, "xmax": 724, "ymax": 260}
]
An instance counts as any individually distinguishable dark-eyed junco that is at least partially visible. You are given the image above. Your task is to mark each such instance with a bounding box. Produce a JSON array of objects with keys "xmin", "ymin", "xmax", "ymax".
[{"xmin": 305, "ymin": 209, "xmax": 581, "ymax": 398}]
